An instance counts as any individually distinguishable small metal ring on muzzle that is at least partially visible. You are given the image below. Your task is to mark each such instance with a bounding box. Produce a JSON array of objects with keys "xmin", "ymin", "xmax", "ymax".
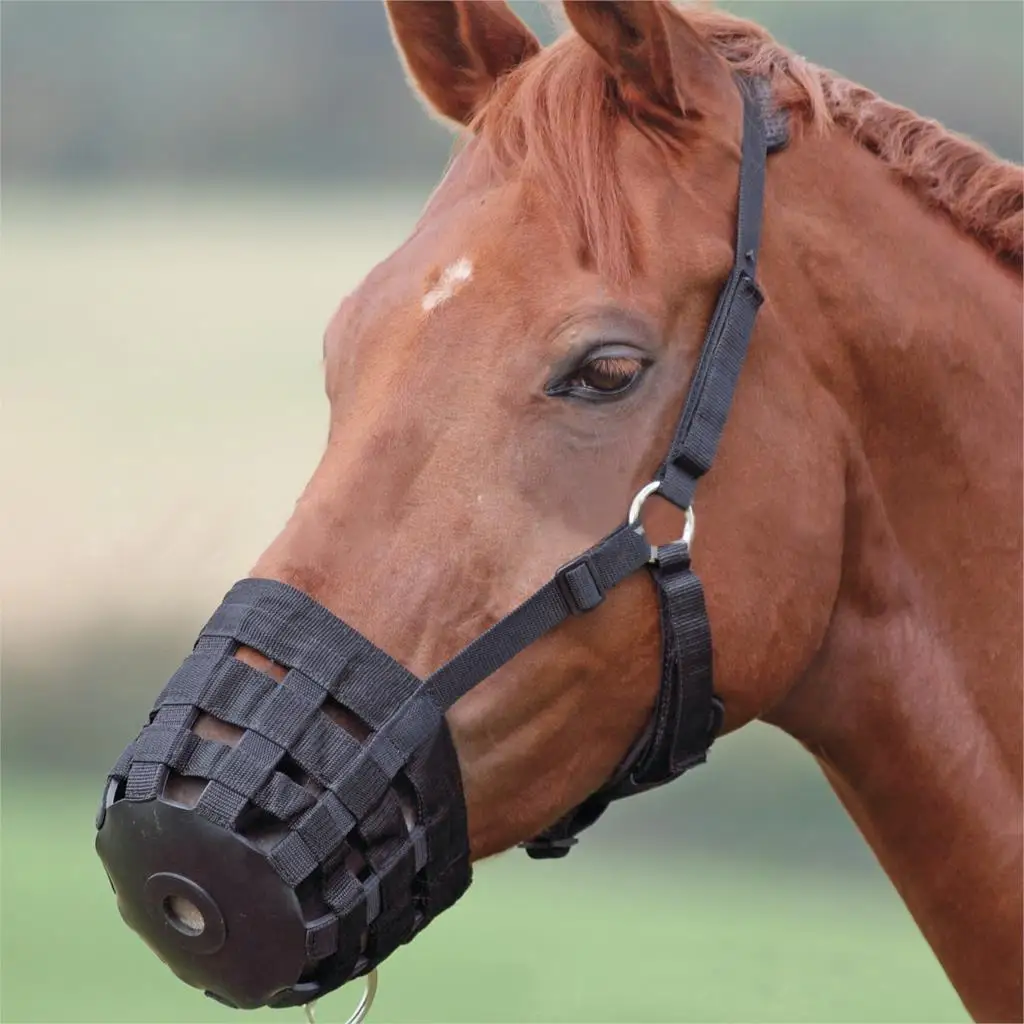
[{"xmin": 304, "ymin": 970, "xmax": 377, "ymax": 1024}]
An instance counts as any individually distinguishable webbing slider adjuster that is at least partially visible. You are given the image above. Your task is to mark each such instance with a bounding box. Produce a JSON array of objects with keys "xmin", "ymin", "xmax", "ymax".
[{"xmin": 554, "ymin": 553, "xmax": 605, "ymax": 615}]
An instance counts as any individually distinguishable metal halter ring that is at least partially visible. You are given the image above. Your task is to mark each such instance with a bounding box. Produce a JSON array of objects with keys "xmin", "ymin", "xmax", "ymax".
[
  {"xmin": 628, "ymin": 481, "xmax": 696, "ymax": 562},
  {"xmin": 303, "ymin": 970, "xmax": 378, "ymax": 1024}
]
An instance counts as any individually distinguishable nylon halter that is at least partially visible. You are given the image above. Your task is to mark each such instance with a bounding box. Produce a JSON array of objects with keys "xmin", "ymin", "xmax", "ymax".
[{"xmin": 94, "ymin": 75, "xmax": 788, "ymax": 1013}]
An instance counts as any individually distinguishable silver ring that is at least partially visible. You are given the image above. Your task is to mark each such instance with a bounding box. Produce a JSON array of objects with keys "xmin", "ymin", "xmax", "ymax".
[
  {"xmin": 627, "ymin": 481, "xmax": 696, "ymax": 560},
  {"xmin": 304, "ymin": 969, "xmax": 378, "ymax": 1024}
]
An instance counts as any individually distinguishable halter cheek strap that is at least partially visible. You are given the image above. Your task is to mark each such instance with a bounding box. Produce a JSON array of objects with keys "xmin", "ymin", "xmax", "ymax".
[{"xmin": 521, "ymin": 75, "xmax": 789, "ymax": 857}]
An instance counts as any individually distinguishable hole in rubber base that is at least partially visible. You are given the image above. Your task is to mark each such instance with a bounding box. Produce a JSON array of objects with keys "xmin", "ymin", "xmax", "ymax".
[{"xmin": 164, "ymin": 895, "xmax": 206, "ymax": 936}]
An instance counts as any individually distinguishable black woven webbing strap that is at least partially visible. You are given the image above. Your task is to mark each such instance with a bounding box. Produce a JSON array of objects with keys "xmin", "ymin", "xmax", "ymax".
[
  {"xmin": 519, "ymin": 542, "xmax": 721, "ymax": 855},
  {"xmin": 657, "ymin": 76, "xmax": 775, "ymax": 511},
  {"xmin": 427, "ymin": 524, "xmax": 651, "ymax": 708},
  {"xmin": 521, "ymin": 75, "xmax": 779, "ymax": 857}
]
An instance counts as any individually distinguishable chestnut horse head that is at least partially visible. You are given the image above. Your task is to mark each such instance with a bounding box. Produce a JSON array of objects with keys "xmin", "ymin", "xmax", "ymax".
[{"xmin": 96, "ymin": 2, "xmax": 1023, "ymax": 1020}]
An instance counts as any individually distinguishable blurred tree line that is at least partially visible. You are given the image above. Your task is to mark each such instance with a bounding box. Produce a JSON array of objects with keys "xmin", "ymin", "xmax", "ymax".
[{"xmin": 4, "ymin": 0, "xmax": 1022, "ymax": 189}]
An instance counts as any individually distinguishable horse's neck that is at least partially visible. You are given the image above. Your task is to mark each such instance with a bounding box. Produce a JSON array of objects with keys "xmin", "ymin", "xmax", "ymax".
[{"xmin": 764, "ymin": 127, "xmax": 1023, "ymax": 1022}]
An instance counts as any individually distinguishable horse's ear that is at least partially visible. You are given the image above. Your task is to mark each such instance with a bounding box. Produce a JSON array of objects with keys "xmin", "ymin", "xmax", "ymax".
[
  {"xmin": 384, "ymin": 0, "xmax": 541, "ymax": 126},
  {"xmin": 562, "ymin": 0, "xmax": 730, "ymax": 120}
]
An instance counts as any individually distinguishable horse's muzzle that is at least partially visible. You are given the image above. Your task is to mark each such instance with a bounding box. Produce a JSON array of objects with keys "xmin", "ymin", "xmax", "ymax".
[{"xmin": 94, "ymin": 578, "xmax": 472, "ymax": 1010}]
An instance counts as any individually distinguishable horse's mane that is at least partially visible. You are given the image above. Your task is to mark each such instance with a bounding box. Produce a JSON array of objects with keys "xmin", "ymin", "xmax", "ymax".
[{"xmin": 470, "ymin": 2, "xmax": 1023, "ymax": 282}]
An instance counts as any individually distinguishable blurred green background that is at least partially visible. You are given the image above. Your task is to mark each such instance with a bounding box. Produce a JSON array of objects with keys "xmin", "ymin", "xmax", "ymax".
[{"xmin": 2, "ymin": 3, "xmax": 1020, "ymax": 1023}]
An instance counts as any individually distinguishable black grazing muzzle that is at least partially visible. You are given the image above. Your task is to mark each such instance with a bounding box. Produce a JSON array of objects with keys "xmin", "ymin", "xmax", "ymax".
[
  {"xmin": 94, "ymin": 75, "xmax": 787, "ymax": 1013},
  {"xmin": 95, "ymin": 580, "xmax": 472, "ymax": 1009}
]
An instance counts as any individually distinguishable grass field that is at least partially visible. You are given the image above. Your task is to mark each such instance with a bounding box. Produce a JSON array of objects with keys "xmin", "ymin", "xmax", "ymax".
[{"xmin": 1, "ymin": 780, "xmax": 966, "ymax": 1024}]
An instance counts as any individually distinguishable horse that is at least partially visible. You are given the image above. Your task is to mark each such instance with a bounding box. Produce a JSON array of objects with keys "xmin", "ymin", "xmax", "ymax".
[{"xmin": 95, "ymin": 2, "xmax": 1023, "ymax": 1020}]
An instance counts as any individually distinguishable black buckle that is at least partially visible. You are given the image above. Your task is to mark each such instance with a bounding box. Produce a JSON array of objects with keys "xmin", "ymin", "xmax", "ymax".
[
  {"xmin": 709, "ymin": 695, "xmax": 725, "ymax": 738},
  {"xmin": 518, "ymin": 834, "xmax": 579, "ymax": 860},
  {"xmin": 554, "ymin": 553, "xmax": 605, "ymax": 615}
]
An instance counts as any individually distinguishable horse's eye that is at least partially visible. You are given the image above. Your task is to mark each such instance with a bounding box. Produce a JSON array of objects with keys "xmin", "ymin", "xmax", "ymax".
[{"xmin": 549, "ymin": 347, "xmax": 650, "ymax": 401}]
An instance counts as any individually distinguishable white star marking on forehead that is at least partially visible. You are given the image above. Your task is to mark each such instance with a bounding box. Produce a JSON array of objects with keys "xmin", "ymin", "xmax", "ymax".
[{"xmin": 421, "ymin": 257, "xmax": 473, "ymax": 313}]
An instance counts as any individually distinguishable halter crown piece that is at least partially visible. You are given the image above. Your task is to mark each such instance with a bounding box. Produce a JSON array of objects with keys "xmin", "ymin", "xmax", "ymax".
[{"xmin": 94, "ymin": 76, "xmax": 787, "ymax": 1012}]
